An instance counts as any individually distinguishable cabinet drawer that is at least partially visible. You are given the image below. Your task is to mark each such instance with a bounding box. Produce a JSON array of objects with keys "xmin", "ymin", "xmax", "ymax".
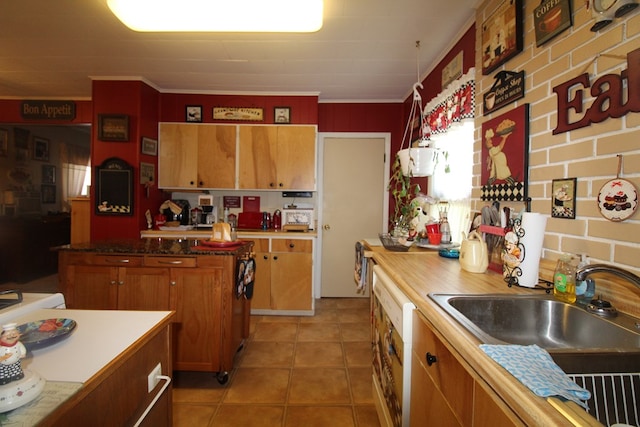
[
  {"xmin": 251, "ymin": 238, "xmax": 270, "ymax": 252},
  {"xmin": 271, "ymin": 239, "xmax": 312, "ymax": 253},
  {"xmin": 66, "ymin": 253, "xmax": 144, "ymax": 267},
  {"xmin": 144, "ymin": 256, "xmax": 196, "ymax": 268},
  {"xmin": 412, "ymin": 311, "xmax": 473, "ymax": 426}
]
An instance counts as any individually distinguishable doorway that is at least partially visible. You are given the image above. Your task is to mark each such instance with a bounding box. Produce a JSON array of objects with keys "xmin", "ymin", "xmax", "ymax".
[{"xmin": 317, "ymin": 133, "xmax": 389, "ymax": 298}]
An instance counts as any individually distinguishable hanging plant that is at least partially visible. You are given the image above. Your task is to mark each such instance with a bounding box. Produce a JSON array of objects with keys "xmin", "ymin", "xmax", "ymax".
[{"xmin": 388, "ymin": 153, "xmax": 421, "ymax": 235}]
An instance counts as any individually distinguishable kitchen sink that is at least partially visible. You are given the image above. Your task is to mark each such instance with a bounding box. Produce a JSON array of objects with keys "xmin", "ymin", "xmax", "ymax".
[{"xmin": 428, "ymin": 293, "xmax": 640, "ymax": 350}]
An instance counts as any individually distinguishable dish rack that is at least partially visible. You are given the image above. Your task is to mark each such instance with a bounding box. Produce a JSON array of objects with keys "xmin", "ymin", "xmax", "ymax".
[
  {"xmin": 378, "ymin": 233, "xmax": 412, "ymax": 252},
  {"xmin": 568, "ymin": 372, "xmax": 640, "ymax": 426}
]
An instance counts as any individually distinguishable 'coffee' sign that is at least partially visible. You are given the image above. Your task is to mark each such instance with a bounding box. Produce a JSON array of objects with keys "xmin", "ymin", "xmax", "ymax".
[
  {"xmin": 21, "ymin": 100, "xmax": 76, "ymax": 120},
  {"xmin": 483, "ymin": 70, "xmax": 525, "ymax": 115},
  {"xmin": 553, "ymin": 47, "xmax": 640, "ymax": 134}
]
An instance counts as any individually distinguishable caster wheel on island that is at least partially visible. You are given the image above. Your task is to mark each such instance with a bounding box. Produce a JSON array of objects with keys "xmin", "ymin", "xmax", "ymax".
[{"xmin": 216, "ymin": 372, "xmax": 229, "ymax": 385}]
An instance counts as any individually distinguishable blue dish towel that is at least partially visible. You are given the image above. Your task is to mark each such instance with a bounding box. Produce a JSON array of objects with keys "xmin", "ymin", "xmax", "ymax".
[{"xmin": 480, "ymin": 344, "xmax": 591, "ymax": 409}]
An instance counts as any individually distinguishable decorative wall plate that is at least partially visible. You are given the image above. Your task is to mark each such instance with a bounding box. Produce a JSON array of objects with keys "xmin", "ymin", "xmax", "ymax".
[{"xmin": 597, "ymin": 178, "xmax": 638, "ymax": 222}]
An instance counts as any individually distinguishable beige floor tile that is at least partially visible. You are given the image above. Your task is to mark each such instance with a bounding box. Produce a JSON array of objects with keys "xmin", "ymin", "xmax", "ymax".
[
  {"xmin": 252, "ymin": 322, "xmax": 299, "ymax": 342},
  {"xmin": 288, "ymin": 368, "xmax": 351, "ymax": 404},
  {"xmin": 341, "ymin": 322, "xmax": 371, "ymax": 342},
  {"xmin": 240, "ymin": 341, "xmax": 295, "ymax": 368},
  {"xmin": 285, "ymin": 406, "xmax": 356, "ymax": 427},
  {"xmin": 314, "ymin": 298, "xmax": 340, "ymax": 310},
  {"xmin": 297, "ymin": 322, "xmax": 341, "ymax": 342},
  {"xmin": 336, "ymin": 298, "xmax": 370, "ymax": 310},
  {"xmin": 338, "ymin": 307, "xmax": 371, "ymax": 323},
  {"xmin": 211, "ymin": 405, "xmax": 285, "ymax": 426},
  {"xmin": 344, "ymin": 341, "xmax": 373, "ymax": 367},
  {"xmin": 172, "ymin": 371, "xmax": 227, "ymax": 404},
  {"xmin": 299, "ymin": 308, "xmax": 339, "ymax": 323},
  {"xmin": 355, "ymin": 405, "xmax": 382, "ymax": 427},
  {"xmin": 172, "ymin": 403, "xmax": 216, "ymax": 427},
  {"xmin": 349, "ymin": 367, "xmax": 375, "ymax": 404},
  {"xmin": 224, "ymin": 368, "xmax": 290, "ymax": 404},
  {"xmin": 294, "ymin": 341, "xmax": 344, "ymax": 367}
]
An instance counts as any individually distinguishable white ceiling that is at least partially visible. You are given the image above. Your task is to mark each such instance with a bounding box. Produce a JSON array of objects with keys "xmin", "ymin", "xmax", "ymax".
[{"xmin": 0, "ymin": 0, "xmax": 476, "ymax": 102}]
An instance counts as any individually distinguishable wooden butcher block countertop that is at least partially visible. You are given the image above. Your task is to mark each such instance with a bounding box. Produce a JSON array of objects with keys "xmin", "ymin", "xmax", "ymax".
[{"xmin": 372, "ymin": 251, "xmax": 578, "ymax": 426}]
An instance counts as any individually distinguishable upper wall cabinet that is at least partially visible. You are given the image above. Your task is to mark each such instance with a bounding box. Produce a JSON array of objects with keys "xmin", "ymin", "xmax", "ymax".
[
  {"xmin": 158, "ymin": 123, "xmax": 236, "ymax": 189},
  {"xmin": 238, "ymin": 125, "xmax": 316, "ymax": 191}
]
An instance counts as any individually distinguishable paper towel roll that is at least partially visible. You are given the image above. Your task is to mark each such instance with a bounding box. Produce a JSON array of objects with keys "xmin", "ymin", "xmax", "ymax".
[{"xmin": 517, "ymin": 212, "xmax": 548, "ymax": 288}]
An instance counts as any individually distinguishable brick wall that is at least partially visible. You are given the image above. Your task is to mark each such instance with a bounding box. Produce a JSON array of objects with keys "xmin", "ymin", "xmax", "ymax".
[{"xmin": 474, "ymin": 0, "xmax": 640, "ymax": 314}]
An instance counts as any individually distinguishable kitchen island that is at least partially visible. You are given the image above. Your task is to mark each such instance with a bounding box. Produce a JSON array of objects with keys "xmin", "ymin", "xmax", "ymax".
[
  {"xmin": 57, "ymin": 239, "xmax": 253, "ymax": 378},
  {"xmin": 4, "ymin": 308, "xmax": 174, "ymax": 426},
  {"xmin": 370, "ymin": 251, "xmax": 598, "ymax": 426}
]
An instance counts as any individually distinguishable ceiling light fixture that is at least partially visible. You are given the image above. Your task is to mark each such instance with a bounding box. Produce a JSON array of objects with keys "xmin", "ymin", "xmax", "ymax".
[{"xmin": 107, "ymin": 0, "xmax": 324, "ymax": 32}]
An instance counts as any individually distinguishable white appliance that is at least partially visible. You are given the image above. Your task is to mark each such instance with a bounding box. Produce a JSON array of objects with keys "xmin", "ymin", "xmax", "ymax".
[
  {"xmin": 372, "ymin": 265, "xmax": 415, "ymax": 427},
  {"xmin": 0, "ymin": 292, "xmax": 66, "ymax": 324},
  {"xmin": 282, "ymin": 208, "xmax": 315, "ymax": 230}
]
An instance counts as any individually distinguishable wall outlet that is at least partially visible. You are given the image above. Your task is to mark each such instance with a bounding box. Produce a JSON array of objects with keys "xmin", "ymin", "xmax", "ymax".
[{"xmin": 147, "ymin": 363, "xmax": 162, "ymax": 392}]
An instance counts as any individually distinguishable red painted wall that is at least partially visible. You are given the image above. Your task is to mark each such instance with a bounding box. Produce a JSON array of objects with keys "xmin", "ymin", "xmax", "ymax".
[
  {"xmin": 91, "ymin": 80, "xmax": 164, "ymax": 241},
  {"xmin": 160, "ymin": 94, "xmax": 319, "ymax": 124}
]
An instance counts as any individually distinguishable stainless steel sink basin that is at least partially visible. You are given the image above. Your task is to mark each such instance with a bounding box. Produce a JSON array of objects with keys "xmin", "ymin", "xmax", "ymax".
[{"xmin": 429, "ymin": 293, "xmax": 640, "ymax": 350}]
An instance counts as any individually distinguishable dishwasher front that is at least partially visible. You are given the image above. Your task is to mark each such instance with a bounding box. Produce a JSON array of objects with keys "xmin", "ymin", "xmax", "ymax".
[{"xmin": 371, "ymin": 265, "xmax": 415, "ymax": 427}]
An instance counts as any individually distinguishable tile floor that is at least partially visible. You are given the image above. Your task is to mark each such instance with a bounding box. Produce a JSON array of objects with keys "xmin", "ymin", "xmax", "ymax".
[
  {"xmin": 2, "ymin": 276, "xmax": 381, "ymax": 426},
  {"xmin": 173, "ymin": 298, "xmax": 381, "ymax": 427}
]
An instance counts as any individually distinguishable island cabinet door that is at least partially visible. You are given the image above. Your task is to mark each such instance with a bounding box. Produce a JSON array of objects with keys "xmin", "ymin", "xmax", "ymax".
[
  {"xmin": 169, "ymin": 266, "xmax": 224, "ymax": 372},
  {"xmin": 116, "ymin": 266, "xmax": 172, "ymax": 311},
  {"xmin": 63, "ymin": 264, "xmax": 119, "ymax": 309}
]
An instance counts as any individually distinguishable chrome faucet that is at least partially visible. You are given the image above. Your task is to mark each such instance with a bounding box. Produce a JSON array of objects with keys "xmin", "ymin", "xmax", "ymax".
[
  {"xmin": 575, "ymin": 263, "xmax": 640, "ymax": 317},
  {"xmin": 576, "ymin": 263, "xmax": 640, "ymax": 289}
]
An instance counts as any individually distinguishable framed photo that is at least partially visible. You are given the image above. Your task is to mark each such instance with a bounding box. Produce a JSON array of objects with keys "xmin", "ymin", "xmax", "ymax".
[
  {"xmin": 274, "ymin": 107, "xmax": 291, "ymax": 124},
  {"xmin": 481, "ymin": 104, "xmax": 529, "ymax": 202},
  {"xmin": 534, "ymin": 0, "xmax": 572, "ymax": 47},
  {"xmin": 98, "ymin": 114, "xmax": 129, "ymax": 141},
  {"xmin": 140, "ymin": 162, "xmax": 155, "ymax": 184},
  {"xmin": 552, "ymin": 178, "xmax": 577, "ymax": 219},
  {"xmin": 0, "ymin": 129, "xmax": 7, "ymax": 157},
  {"xmin": 481, "ymin": 0, "xmax": 523, "ymax": 75},
  {"xmin": 33, "ymin": 136, "xmax": 50, "ymax": 161},
  {"xmin": 141, "ymin": 137, "xmax": 158, "ymax": 156},
  {"xmin": 186, "ymin": 105, "xmax": 202, "ymax": 122},
  {"xmin": 42, "ymin": 164, "xmax": 56, "ymax": 184},
  {"xmin": 41, "ymin": 184, "xmax": 56, "ymax": 204}
]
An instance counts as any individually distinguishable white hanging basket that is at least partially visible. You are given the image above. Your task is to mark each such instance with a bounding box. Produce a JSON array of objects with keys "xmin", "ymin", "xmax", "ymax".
[{"xmin": 398, "ymin": 147, "xmax": 438, "ymax": 177}]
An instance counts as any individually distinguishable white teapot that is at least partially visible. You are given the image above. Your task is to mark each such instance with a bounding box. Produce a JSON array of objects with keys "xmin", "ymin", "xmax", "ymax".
[{"xmin": 459, "ymin": 231, "xmax": 488, "ymax": 273}]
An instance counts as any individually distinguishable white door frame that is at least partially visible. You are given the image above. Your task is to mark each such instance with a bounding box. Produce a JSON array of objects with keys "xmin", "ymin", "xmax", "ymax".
[{"xmin": 315, "ymin": 132, "xmax": 391, "ymax": 299}]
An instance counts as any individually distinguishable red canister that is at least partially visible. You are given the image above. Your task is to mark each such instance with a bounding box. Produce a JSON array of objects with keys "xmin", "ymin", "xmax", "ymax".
[
  {"xmin": 154, "ymin": 214, "xmax": 166, "ymax": 230},
  {"xmin": 273, "ymin": 209, "xmax": 282, "ymax": 230}
]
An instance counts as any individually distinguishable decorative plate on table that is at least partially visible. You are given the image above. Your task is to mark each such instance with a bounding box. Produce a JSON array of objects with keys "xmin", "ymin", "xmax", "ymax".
[
  {"xmin": 17, "ymin": 318, "xmax": 77, "ymax": 351},
  {"xmin": 201, "ymin": 240, "xmax": 244, "ymax": 248}
]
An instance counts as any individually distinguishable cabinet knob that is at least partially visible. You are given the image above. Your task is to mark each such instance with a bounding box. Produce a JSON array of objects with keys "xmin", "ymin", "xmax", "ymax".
[
  {"xmin": 263, "ymin": 255, "xmax": 269, "ymax": 260},
  {"xmin": 273, "ymin": 256, "xmax": 278, "ymax": 261},
  {"xmin": 278, "ymin": 183, "xmax": 284, "ymax": 187},
  {"xmin": 425, "ymin": 352, "xmax": 437, "ymax": 366},
  {"xmin": 269, "ymin": 182, "xmax": 275, "ymax": 188},
  {"xmin": 199, "ymin": 181, "xmax": 204, "ymax": 186},
  {"xmin": 289, "ymin": 243, "xmax": 295, "ymax": 248},
  {"xmin": 189, "ymin": 181, "xmax": 195, "ymax": 185},
  {"xmin": 111, "ymin": 280, "xmax": 117, "ymax": 285},
  {"xmin": 323, "ymin": 224, "xmax": 330, "ymax": 230},
  {"xmin": 118, "ymin": 281, "xmax": 125, "ymax": 286},
  {"xmin": 170, "ymin": 281, "xmax": 177, "ymax": 286}
]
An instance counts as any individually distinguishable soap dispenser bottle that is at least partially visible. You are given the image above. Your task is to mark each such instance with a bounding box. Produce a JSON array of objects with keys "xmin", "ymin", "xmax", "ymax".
[{"xmin": 553, "ymin": 253, "xmax": 578, "ymax": 303}]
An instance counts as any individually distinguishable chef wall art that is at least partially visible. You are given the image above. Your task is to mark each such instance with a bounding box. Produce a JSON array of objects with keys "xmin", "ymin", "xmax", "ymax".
[{"xmin": 481, "ymin": 104, "xmax": 529, "ymax": 202}]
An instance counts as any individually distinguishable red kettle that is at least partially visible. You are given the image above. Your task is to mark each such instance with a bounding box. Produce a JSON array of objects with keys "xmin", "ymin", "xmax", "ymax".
[{"xmin": 273, "ymin": 209, "xmax": 282, "ymax": 230}]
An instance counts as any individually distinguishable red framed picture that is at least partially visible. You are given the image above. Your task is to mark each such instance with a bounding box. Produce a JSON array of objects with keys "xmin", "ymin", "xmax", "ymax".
[{"xmin": 481, "ymin": 104, "xmax": 529, "ymax": 201}]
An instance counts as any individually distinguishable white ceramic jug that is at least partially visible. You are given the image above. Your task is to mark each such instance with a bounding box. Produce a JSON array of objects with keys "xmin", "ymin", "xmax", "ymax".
[{"xmin": 459, "ymin": 231, "xmax": 489, "ymax": 273}]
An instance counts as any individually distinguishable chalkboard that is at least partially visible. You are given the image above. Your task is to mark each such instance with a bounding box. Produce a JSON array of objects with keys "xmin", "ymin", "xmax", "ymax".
[{"xmin": 95, "ymin": 157, "xmax": 133, "ymax": 215}]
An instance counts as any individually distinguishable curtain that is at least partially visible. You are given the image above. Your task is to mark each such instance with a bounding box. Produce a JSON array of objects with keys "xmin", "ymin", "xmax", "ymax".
[
  {"xmin": 423, "ymin": 68, "xmax": 475, "ymax": 242},
  {"xmin": 60, "ymin": 143, "xmax": 90, "ymax": 211}
]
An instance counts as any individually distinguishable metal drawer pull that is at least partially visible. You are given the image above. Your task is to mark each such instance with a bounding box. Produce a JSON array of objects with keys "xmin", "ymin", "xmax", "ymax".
[
  {"xmin": 106, "ymin": 258, "xmax": 130, "ymax": 264},
  {"xmin": 156, "ymin": 260, "xmax": 184, "ymax": 265},
  {"xmin": 426, "ymin": 352, "xmax": 438, "ymax": 366}
]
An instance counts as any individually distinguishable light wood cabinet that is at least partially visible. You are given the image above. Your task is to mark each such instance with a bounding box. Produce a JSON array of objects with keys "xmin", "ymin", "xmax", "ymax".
[
  {"xmin": 59, "ymin": 250, "xmax": 250, "ymax": 378},
  {"xmin": 70, "ymin": 197, "xmax": 90, "ymax": 244},
  {"xmin": 250, "ymin": 237, "xmax": 314, "ymax": 312},
  {"xmin": 158, "ymin": 123, "xmax": 236, "ymax": 189},
  {"xmin": 410, "ymin": 311, "xmax": 523, "ymax": 427},
  {"xmin": 238, "ymin": 125, "xmax": 316, "ymax": 190}
]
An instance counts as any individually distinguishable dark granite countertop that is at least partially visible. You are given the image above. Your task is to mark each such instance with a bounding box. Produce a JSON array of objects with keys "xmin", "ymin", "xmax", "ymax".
[{"xmin": 57, "ymin": 238, "xmax": 253, "ymax": 256}]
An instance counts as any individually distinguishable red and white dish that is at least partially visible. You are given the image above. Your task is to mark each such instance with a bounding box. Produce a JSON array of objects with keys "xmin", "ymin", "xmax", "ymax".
[
  {"xmin": 201, "ymin": 240, "xmax": 244, "ymax": 248},
  {"xmin": 597, "ymin": 178, "xmax": 638, "ymax": 222}
]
